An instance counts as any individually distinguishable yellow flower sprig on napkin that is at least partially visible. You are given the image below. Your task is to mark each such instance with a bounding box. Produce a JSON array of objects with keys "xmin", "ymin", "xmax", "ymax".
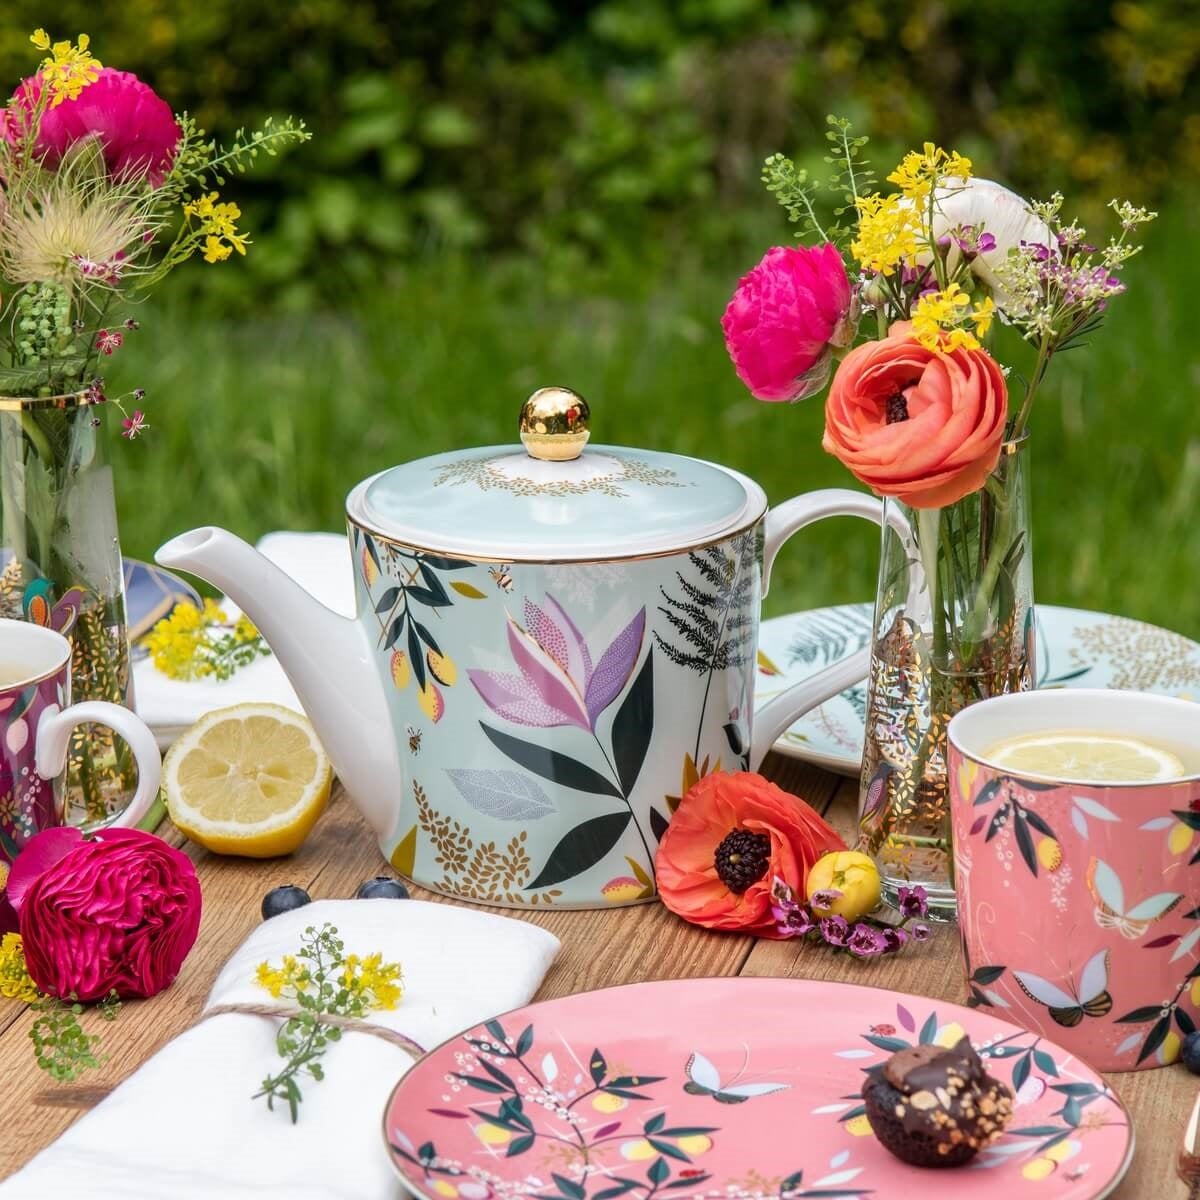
[
  {"xmin": 145, "ymin": 598, "xmax": 270, "ymax": 682},
  {"xmin": 254, "ymin": 923, "xmax": 404, "ymax": 1122}
]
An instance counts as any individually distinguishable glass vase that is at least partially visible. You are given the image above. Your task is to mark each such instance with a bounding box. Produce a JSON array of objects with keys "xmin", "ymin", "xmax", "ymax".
[
  {"xmin": 0, "ymin": 392, "xmax": 136, "ymax": 829},
  {"xmin": 857, "ymin": 438, "xmax": 1034, "ymax": 920}
]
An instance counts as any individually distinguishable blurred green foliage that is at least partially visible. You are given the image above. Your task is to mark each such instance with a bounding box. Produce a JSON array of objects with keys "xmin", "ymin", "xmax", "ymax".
[{"xmin": 1, "ymin": 0, "xmax": 1195, "ymax": 303}]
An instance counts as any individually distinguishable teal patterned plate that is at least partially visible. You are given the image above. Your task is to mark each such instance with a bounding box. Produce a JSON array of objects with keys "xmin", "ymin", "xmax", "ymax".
[{"xmin": 755, "ymin": 604, "xmax": 1200, "ymax": 776}]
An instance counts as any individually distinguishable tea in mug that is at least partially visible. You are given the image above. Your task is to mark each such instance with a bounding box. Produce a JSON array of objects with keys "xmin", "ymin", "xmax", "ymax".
[
  {"xmin": 0, "ymin": 660, "xmax": 44, "ymax": 687},
  {"xmin": 984, "ymin": 728, "xmax": 1199, "ymax": 783}
]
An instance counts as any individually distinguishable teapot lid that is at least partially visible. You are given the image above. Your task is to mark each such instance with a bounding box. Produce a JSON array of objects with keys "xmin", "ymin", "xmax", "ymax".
[{"xmin": 345, "ymin": 388, "xmax": 763, "ymax": 562}]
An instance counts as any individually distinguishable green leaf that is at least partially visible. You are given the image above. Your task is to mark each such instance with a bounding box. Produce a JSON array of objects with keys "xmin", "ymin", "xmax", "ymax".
[
  {"xmin": 649, "ymin": 806, "xmax": 670, "ymax": 842},
  {"xmin": 1033, "ymin": 1048, "xmax": 1059, "ymax": 1076},
  {"xmin": 1013, "ymin": 812, "xmax": 1039, "ymax": 876},
  {"xmin": 647, "ymin": 1157, "xmax": 669, "ymax": 1186},
  {"xmin": 644, "ymin": 1112, "xmax": 666, "ymax": 1134},
  {"xmin": 552, "ymin": 1173, "xmax": 585, "ymax": 1200},
  {"xmin": 611, "ymin": 650, "xmax": 654, "ymax": 797},
  {"xmin": 1012, "ymin": 1052, "xmax": 1031, "ymax": 1094},
  {"xmin": 374, "ymin": 587, "xmax": 400, "ymax": 614},
  {"xmin": 507, "ymin": 1134, "xmax": 535, "ymax": 1156},
  {"xmin": 481, "ymin": 724, "xmax": 622, "ymax": 798},
  {"xmin": 919, "ymin": 1012, "xmax": 939, "ymax": 1044},
  {"xmin": 971, "ymin": 965, "xmax": 1006, "ymax": 985},
  {"xmin": 515, "ymin": 1024, "xmax": 534, "ymax": 1056},
  {"xmin": 1115, "ymin": 1005, "xmax": 1164, "ymax": 1023},
  {"xmin": 590, "ymin": 1049, "xmax": 608, "ymax": 1085},
  {"xmin": 527, "ymin": 812, "xmax": 632, "ymax": 889},
  {"xmin": 863, "ymin": 1034, "xmax": 910, "ymax": 1052},
  {"xmin": 1136, "ymin": 1016, "xmax": 1171, "ymax": 1064},
  {"xmin": 408, "ymin": 623, "xmax": 426, "ymax": 691}
]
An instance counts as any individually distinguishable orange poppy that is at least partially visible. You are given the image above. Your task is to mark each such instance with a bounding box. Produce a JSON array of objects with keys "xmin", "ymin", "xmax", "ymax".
[{"xmin": 655, "ymin": 771, "xmax": 846, "ymax": 937}]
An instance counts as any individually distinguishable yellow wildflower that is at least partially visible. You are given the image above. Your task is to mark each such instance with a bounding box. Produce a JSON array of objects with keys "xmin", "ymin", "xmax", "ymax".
[
  {"xmin": 234, "ymin": 614, "xmax": 261, "ymax": 644},
  {"xmin": 887, "ymin": 142, "xmax": 973, "ymax": 202},
  {"xmin": 970, "ymin": 295, "xmax": 996, "ymax": 338},
  {"xmin": 202, "ymin": 236, "xmax": 232, "ymax": 264},
  {"xmin": 32, "ymin": 31, "xmax": 102, "ymax": 108},
  {"xmin": 911, "ymin": 283, "xmax": 995, "ymax": 353},
  {"xmin": 341, "ymin": 952, "xmax": 404, "ymax": 1011},
  {"xmin": 0, "ymin": 932, "xmax": 40, "ymax": 1004},
  {"xmin": 184, "ymin": 193, "xmax": 250, "ymax": 263},
  {"xmin": 851, "ymin": 193, "xmax": 921, "ymax": 276},
  {"xmin": 255, "ymin": 954, "xmax": 311, "ymax": 999}
]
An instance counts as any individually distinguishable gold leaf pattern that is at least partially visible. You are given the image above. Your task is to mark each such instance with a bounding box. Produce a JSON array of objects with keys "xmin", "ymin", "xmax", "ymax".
[
  {"xmin": 1070, "ymin": 617, "xmax": 1200, "ymax": 691},
  {"xmin": 413, "ymin": 780, "xmax": 561, "ymax": 905},
  {"xmin": 431, "ymin": 453, "xmax": 681, "ymax": 498}
]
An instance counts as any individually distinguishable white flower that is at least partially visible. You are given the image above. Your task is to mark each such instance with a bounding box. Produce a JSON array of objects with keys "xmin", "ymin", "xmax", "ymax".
[{"xmin": 930, "ymin": 177, "xmax": 1054, "ymax": 308}]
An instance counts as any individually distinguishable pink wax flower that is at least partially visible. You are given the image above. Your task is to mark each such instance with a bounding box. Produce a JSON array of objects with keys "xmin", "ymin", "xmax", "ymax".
[
  {"xmin": 721, "ymin": 243, "xmax": 856, "ymax": 402},
  {"xmin": 9, "ymin": 826, "xmax": 201, "ymax": 1002},
  {"xmin": 11, "ymin": 68, "xmax": 180, "ymax": 186}
]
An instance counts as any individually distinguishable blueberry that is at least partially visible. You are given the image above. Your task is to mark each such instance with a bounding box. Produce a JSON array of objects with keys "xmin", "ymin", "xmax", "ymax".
[
  {"xmin": 261, "ymin": 884, "xmax": 312, "ymax": 920},
  {"xmin": 1184, "ymin": 1030, "xmax": 1200, "ymax": 1075},
  {"xmin": 355, "ymin": 875, "xmax": 410, "ymax": 900}
]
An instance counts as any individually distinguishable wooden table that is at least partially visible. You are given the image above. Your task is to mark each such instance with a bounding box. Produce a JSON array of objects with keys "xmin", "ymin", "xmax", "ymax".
[{"xmin": 0, "ymin": 755, "xmax": 1193, "ymax": 1194}]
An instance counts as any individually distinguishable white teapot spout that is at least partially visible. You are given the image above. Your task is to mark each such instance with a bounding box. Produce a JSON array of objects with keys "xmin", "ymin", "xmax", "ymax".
[{"xmin": 155, "ymin": 527, "xmax": 400, "ymax": 840}]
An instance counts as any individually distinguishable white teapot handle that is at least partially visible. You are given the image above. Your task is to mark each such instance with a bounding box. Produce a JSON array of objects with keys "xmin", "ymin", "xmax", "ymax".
[{"xmin": 750, "ymin": 489, "xmax": 917, "ymax": 771}]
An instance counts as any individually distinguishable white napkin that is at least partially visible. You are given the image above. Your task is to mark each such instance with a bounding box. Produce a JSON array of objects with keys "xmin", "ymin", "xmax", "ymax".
[
  {"xmin": 2, "ymin": 899, "xmax": 560, "ymax": 1199},
  {"xmin": 134, "ymin": 532, "xmax": 354, "ymax": 746}
]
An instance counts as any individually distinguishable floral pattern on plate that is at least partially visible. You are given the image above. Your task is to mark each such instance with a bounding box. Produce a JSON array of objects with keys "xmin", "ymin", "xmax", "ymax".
[
  {"xmin": 383, "ymin": 978, "xmax": 1132, "ymax": 1200},
  {"xmin": 755, "ymin": 604, "xmax": 1200, "ymax": 775}
]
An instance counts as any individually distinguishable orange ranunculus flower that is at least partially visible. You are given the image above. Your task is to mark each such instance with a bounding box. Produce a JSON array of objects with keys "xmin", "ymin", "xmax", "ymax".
[
  {"xmin": 822, "ymin": 321, "xmax": 1008, "ymax": 509},
  {"xmin": 655, "ymin": 771, "xmax": 845, "ymax": 937}
]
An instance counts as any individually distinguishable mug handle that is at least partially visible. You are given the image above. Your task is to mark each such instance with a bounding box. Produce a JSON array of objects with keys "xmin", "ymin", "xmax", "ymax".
[
  {"xmin": 750, "ymin": 488, "xmax": 912, "ymax": 770},
  {"xmin": 35, "ymin": 702, "xmax": 162, "ymax": 829}
]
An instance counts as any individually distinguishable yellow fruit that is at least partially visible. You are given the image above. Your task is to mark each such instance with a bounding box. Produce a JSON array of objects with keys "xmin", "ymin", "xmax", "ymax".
[
  {"xmin": 592, "ymin": 1092, "xmax": 627, "ymax": 1113},
  {"xmin": 427, "ymin": 648, "xmax": 457, "ymax": 686},
  {"xmin": 361, "ymin": 546, "xmax": 379, "ymax": 587},
  {"xmin": 601, "ymin": 876, "xmax": 645, "ymax": 903},
  {"xmin": 1191, "ymin": 977, "xmax": 1200, "ymax": 1008},
  {"xmin": 1045, "ymin": 1139, "xmax": 1080, "ymax": 1164},
  {"xmin": 844, "ymin": 1114, "xmax": 874, "ymax": 1136},
  {"xmin": 164, "ymin": 703, "xmax": 332, "ymax": 858},
  {"xmin": 431, "ymin": 1182, "xmax": 458, "ymax": 1198},
  {"xmin": 473, "ymin": 1123, "xmax": 511, "ymax": 1147},
  {"xmin": 1169, "ymin": 821, "xmax": 1195, "ymax": 856},
  {"xmin": 417, "ymin": 680, "xmax": 445, "ymax": 723},
  {"xmin": 986, "ymin": 731, "xmax": 1183, "ymax": 783},
  {"xmin": 390, "ymin": 650, "xmax": 410, "ymax": 689},
  {"xmin": 1022, "ymin": 1157, "xmax": 1056, "ymax": 1181},
  {"xmin": 676, "ymin": 1134, "xmax": 712, "ymax": 1154},
  {"xmin": 934, "ymin": 1022, "xmax": 967, "ymax": 1049},
  {"xmin": 806, "ymin": 850, "xmax": 881, "ymax": 920},
  {"xmin": 620, "ymin": 1139, "xmax": 656, "ymax": 1162},
  {"xmin": 1158, "ymin": 1030, "xmax": 1181, "ymax": 1065},
  {"xmin": 1036, "ymin": 837, "xmax": 1063, "ymax": 872}
]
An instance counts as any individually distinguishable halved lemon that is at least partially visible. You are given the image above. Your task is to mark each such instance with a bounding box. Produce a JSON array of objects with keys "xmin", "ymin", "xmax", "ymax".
[
  {"xmin": 164, "ymin": 703, "xmax": 332, "ymax": 857},
  {"xmin": 986, "ymin": 730, "xmax": 1183, "ymax": 783}
]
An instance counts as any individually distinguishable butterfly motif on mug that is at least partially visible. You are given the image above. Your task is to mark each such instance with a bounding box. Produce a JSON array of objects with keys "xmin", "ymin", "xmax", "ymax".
[
  {"xmin": 682, "ymin": 1050, "xmax": 790, "ymax": 1104},
  {"xmin": 1013, "ymin": 949, "xmax": 1113, "ymax": 1028},
  {"xmin": 1086, "ymin": 858, "xmax": 1181, "ymax": 939}
]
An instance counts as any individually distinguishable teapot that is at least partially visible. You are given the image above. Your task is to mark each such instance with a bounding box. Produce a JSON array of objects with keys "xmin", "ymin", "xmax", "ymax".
[{"xmin": 157, "ymin": 388, "xmax": 893, "ymax": 908}]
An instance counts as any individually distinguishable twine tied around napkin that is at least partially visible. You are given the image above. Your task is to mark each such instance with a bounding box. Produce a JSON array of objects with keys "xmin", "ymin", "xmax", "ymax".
[{"xmin": 201, "ymin": 1002, "xmax": 426, "ymax": 1058}]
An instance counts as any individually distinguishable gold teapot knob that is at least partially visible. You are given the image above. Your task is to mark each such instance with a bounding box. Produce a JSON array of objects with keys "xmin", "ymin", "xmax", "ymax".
[{"xmin": 520, "ymin": 387, "xmax": 590, "ymax": 462}]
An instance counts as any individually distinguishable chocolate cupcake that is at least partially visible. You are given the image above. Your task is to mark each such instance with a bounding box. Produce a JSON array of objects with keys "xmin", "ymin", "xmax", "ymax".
[{"xmin": 861, "ymin": 1036, "xmax": 1013, "ymax": 1167}]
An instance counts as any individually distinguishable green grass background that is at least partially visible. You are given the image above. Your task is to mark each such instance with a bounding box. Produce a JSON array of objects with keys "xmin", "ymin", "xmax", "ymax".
[{"xmin": 111, "ymin": 201, "xmax": 1200, "ymax": 638}]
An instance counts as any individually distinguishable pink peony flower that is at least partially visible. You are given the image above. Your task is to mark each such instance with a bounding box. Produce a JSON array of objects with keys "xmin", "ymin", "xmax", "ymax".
[
  {"xmin": 11, "ymin": 68, "xmax": 180, "ymax": 186},
  {"xmin": 10, "ymin": 826, "xmax": 201, "ymax": 1001},
  {"xmin": 721, "ymin": 243, "xmax": 856, "ymax": 402}
]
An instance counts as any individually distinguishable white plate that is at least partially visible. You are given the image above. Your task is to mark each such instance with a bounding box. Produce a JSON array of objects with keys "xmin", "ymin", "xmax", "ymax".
[{"xmin": 754, "ymin": 603, "xmax": 1200, "ymax": 776}]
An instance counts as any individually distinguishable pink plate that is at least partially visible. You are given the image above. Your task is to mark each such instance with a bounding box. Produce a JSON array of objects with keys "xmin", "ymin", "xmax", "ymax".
[{"xmin": 383, "ymin": 977, "xmax": 1133, "ymax": 1200}]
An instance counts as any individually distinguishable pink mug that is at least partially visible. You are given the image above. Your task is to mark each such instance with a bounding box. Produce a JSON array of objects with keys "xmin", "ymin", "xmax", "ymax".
[
  {"xmin": 0, "ymin": 619, "xmax": 161, "ymax": 900},
  {"xmin": 949, "ymin": 688, "xmax": 1199, "ymax": 1071}
]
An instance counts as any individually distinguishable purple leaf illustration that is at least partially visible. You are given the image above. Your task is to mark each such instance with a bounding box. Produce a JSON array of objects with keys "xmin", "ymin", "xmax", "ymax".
[
  {"xmin": 896, "ymin": 1003, "xmax": 916, "ymax": 1033},
  {"xmin": 471, "ymin": 596, "xmax": 647, "ymax": 733},
  {"xmin": 585, "ymin": 609, "xmax": 647, "ymax": 725}
]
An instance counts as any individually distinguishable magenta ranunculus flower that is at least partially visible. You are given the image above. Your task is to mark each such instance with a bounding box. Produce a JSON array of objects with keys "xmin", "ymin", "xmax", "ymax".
[
  {"xmin": 12, "ymin": 67, "xmax": 180, "ymax": 186},
  {"xmin": 10, "ymin": 826, "xmax": 201, "ymax": 1002},
  {"xmin": 721, "ymin": 243, "xmax": 856, "ymax": 402}
]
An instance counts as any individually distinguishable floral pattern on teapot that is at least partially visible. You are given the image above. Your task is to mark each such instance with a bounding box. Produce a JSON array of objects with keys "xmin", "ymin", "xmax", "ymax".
[{"xmin": 349, "ymin": 524, "xmax": 761, "ymax": 908}]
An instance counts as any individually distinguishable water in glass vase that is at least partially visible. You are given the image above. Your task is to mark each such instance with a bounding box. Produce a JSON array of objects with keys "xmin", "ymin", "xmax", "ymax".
[{"xmin": 0, "ymin": 394, "xmax": 138, "ymax": 830}]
